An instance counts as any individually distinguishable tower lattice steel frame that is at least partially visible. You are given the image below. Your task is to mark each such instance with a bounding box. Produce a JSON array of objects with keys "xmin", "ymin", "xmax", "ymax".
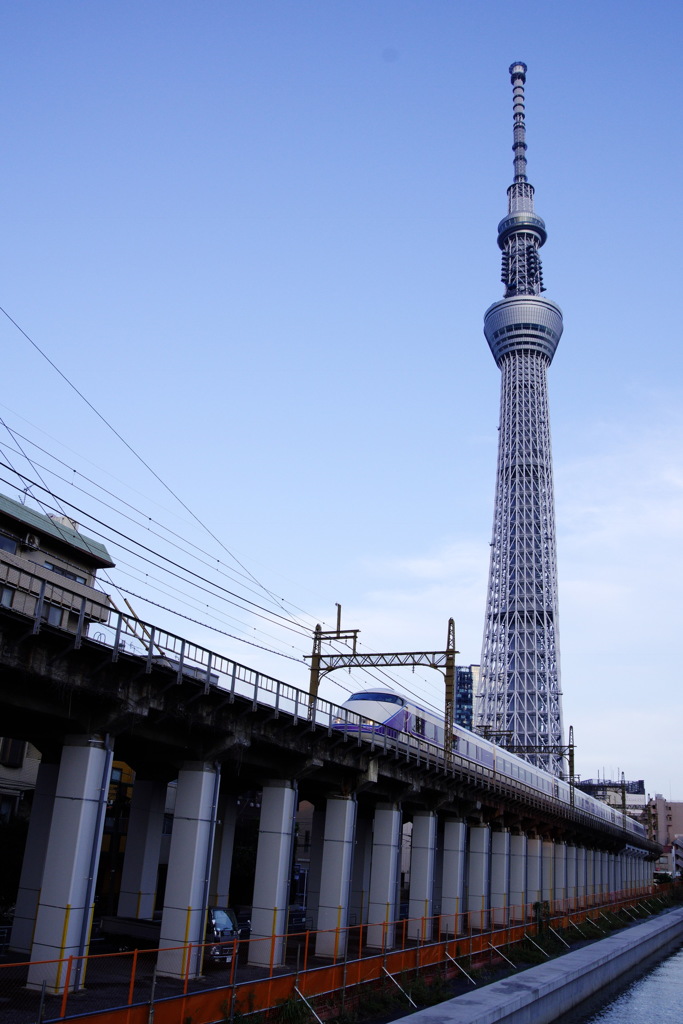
[{"xmin": 478, "ymin": 63, "xmax": 565, "ymax": 775}]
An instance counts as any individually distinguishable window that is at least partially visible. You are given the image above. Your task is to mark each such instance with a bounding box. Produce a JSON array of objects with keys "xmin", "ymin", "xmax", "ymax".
[
  {"xmin": 414, "ymin": 716, "xmax": 425, "ymax": 737},
  {"xmin": 41, "ymin": 603, "xmax": 63, "ymax": 627},
  {"xmin": 44, "ymin": 562, "xmax": 87, "ymax": 585},
  {"xmin": 0, "ymin": 533, "xmax": 17, "ymax": 554},
  {"xmin": 1, "ymin": 586, "xmax": 14, "ymax": 608},
  {"xmin": 348, "ymin": 692, "xmax": 405, "ymax": 705}
]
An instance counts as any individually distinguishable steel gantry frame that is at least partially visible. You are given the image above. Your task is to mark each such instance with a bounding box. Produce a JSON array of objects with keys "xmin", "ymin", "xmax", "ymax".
[{"xmin": 306, "ymin": 612, "xmax": 458, "ymax": 758}]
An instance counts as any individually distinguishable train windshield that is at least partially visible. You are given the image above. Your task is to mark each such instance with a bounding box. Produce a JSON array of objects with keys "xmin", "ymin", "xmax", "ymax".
[{"xmin": 347, "ymin": 692, "xmax": 404, "ymax": 705}]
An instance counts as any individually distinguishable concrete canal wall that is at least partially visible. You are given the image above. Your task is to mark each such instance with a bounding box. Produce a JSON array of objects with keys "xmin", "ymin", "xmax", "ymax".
[{"xmin": 395, "ymin": 906, "xmax": 683, "ymax": 1024}]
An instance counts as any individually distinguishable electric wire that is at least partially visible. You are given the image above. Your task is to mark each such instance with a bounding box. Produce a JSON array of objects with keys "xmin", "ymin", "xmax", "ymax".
[
  {"xmin": 0, "ymin": 443, "xmax": 448, "ymax": 712},
  {"xmin": 0, "ymin": 408, "xmax": 449, "ymax": 707},
  {"xmin": 0, "ymin": 434, "xmax": 316, "ymax": 618},
  {"xmin": 0, "ymin": 309, "xmax": 453, "ymax": 711},
  {"xmin": 0, "ymin": 420, "xmax": 448, "ymax": 713},
  {"xmin": 0, "ymin": 302, "xmax": 295, "ymax": 610},
  {"xmin": 0, "ymin": 466, "xmax": 316, "ymax": 639}
]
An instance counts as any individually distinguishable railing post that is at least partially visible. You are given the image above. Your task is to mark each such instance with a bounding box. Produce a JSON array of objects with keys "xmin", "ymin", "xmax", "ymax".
[
  {"xmin": 176, "ymin": 640, "xmax": 186, "ymax": 684},
  {"xmin": 127, "ymin": 948, "xmax": 138, "ymax": 1013},
  {"xmin": 203, "ymin": 651, "xmax": 213, "ymax": 692},
  {"xmin": 112, "ymin": 611, "xmax": 123, "ymax": 661},
  {"xmin": 33, "ymin": 579, "xmax": 46, "ymax": 634},
  {"xmin": 74, "ymin": 596, "xmax": 87, "ymax": 649},
  {"xmin": 59, "ymin": 956, "xmax": 74, "ymax": 1016},
  {"xmin": 145, "ymin": 628, "xmax": 156, "ymax": 673}
]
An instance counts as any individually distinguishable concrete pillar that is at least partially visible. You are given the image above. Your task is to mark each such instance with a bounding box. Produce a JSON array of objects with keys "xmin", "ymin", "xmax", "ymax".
[
  {"xmin": 600, "ymin": 851, "xmax": 609, "ymax": 898},
  {"xmin": 526, "ymin": 837, "xmax": 542, "ymax": 910},
  {"xmin": 432, "ymin": 819, "xmax": 444, "ymax": 918},
  {"xmin": 509, "ymin": 834, "xmax": 527, "ymax": 922},
  {"xmin": 304, "ymin": 807, "xmax": 326, "ymax": 927},
  {"xmin": 27, "ymin": 737, "xmax": 111, "ymax": 992},
  {"xmin": 554, "ymin": 843, "xmax": 567, "ymax": 909},
  {"xmin": 542, "ymin": 840, "xmax": 554, "ymax": 904},
  {"xmin": 10, "ymin": 761, "xmax": 59, "ymax": 954},
  {"xmin": 490, "ymin": 830, "xmax": 510, "ymax": 927},
  {"xmin": 586, "ymin": 849, "xmax": 596, "ymax": 905},
  {"xmin": 577, "ymin": 846, "xmax": 587, "ymax": 907},
  {"xmin": 315, "ymin": 796, "xmax": 357, "ymax": 958},
  {"xmin": 622, "ymin": 853, "xmax": 630, "ymax": 896},
  {"xmin": 440, "ymin": 820, "xmax": 467, "ymax": 934},
  {"xmin": 248, "ymin": 780, "xmax": 297, "ymax": 967},
  {"xmin": 118, "ymin": 779, "xmax": 167, "ymax": 919},
  {"xmin": 157, "ymin": 762, "xmax": 220, "ymax": 978},
  {"xmin": 349, "ymin": 815, "xmax": 372, "ymax": 926},
  {"xmin": 366, "ymin": 803, "xmax": 401, "ymax": 949},
  {"xmin": 566, "ymin": 845, "xmax": 577, "ymax": 910},
  {"xmin": 594, "ymin": 850, "xmax": 604, "ymax": 901},
  {"xmin": 209, "ymin": 793, "xmax": 238, "ymax": 908},
  {"xmin": 407, "ymin": 811, "xmax": 437, "ymax": 941},
  {"xmin": 467, "ymin": 824, "xmax": 490, "ymax": 931}
]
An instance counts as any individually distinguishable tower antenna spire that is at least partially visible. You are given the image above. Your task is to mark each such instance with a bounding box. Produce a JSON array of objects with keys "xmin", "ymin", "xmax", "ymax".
[{"xmin": 509, "ymin": 61, "xmax": 528, "ymax": 183}]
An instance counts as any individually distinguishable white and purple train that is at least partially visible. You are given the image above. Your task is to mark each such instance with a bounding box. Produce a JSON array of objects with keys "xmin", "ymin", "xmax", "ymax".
[{"xmin": 336, "ymin": 689, "xmax": 646, "ymax": 841}]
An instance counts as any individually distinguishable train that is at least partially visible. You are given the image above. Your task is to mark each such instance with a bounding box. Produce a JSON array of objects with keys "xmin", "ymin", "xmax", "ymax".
[{"xmin": 334, "ymin": 688, "xmax": 646, "ymax": 841}]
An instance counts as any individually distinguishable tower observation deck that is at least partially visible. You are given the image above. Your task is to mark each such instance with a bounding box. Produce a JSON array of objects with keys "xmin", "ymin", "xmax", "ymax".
[{"xmin": 478, "ymin": 63, "xmax": 565, "ymax": 775}]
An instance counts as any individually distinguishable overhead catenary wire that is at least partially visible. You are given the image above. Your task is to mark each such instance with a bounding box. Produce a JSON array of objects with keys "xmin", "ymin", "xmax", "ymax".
[
  {"xmin": 0, "ymin": 404, "xmax": 451, "ymax": 708},
  {"xmin": 0, "ymin": 465, "xmax": 315, "ymax": 639},
  {"xmin": 0, "ymin": 456, "xmax": 447, "ymax": 713},
  {"xmin": 0, "ymin": 302, "xmax": 291, "ymax": 609},
  {"xmin": 0, "ymin": 433, "xmax": 315, "ymax": 621},
  {"xmin": 0, "ymin": 404, "xmax": 449, "ymax": 713}
]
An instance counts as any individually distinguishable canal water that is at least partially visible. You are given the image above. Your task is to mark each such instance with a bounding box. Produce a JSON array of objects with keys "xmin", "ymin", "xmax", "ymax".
[{"xmin": 553, "ymin": 941, "xmax": 683, "ymax": 1023}]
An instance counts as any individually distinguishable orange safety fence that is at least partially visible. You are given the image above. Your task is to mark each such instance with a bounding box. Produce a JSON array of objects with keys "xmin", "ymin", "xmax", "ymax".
[{"xmin": 0, "ymin": 886, "xmax": 664, "ymax": 1024}]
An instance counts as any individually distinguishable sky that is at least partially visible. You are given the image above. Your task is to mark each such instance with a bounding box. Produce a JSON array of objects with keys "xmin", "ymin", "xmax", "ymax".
[{"xmin": 0, "ymin": 1, "xmax": 681, "ymax": 798}]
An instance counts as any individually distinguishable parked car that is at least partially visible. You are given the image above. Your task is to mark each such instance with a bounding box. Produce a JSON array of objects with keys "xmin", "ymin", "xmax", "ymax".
[{"xmin": 99, "ymin": 906, "xmax": 248, "ymax": 966}]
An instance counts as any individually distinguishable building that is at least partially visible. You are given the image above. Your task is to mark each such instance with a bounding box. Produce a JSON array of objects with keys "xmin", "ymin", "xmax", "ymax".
[
  {"xmin": 0, "ymin": 492, "xmax": 114, "ymax": 820},
  {"xmin": 477, "ymin": 63, "xmax": 565, "ymax": 775},
  {"xmin": 672, "ymin": 836, "xmax": 683, "ymax": 880},
  {"xmin": 647, "ymin": 794, "xmax": 683, "ymax": 847},
  {"xmin": 0, "ymin": 492, "xmax": 114, "ymax": 631},
  {"xmin": 575, "ymin": 778, "xmax": 647, "ymax": 823},
  {"xmin": 455, "ymin": 664, "xmax": 479, "ymax": 731}
]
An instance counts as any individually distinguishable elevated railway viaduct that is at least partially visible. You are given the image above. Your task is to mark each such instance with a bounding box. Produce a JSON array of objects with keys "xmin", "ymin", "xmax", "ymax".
[{"xmin": 0, "ymin": 602, "xmax": 659, "ymax": 993}]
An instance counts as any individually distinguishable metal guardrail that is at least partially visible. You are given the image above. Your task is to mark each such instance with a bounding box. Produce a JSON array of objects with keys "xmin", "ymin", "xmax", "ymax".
[{"xmin": 0, "ymin": 889, "xmax": 666, "ymax": 1024}]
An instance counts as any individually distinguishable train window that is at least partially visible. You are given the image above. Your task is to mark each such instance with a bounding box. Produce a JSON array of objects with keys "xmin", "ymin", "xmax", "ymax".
[
  {"xmin": 347, "ymin": 693, "xmax": 404, "ymax": 705},
  {"xmin": 414, "ymin": 716, "xmax": 426, "ymax": 737}
]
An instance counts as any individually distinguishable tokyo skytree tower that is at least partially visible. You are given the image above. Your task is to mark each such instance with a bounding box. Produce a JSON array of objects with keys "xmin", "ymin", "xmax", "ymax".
[{"xmin": 478, "ymin": 63, "xmax": 565, "ymax": 776}]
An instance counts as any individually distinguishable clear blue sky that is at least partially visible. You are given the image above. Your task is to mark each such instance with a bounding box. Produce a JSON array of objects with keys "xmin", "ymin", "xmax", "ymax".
[{"xmin": 0, "ymin": 1, "xmax": 681, "ymax": 796}]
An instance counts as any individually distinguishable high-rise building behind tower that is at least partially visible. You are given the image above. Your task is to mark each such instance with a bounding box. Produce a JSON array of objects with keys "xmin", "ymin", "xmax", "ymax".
[{"xmin": 477, "ymin": 63, "xmax": 565, "ymax": 776}]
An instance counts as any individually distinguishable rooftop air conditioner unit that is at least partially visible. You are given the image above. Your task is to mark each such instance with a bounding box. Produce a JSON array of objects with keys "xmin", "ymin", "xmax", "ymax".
[{"xmin": 22, "ymin": 533, "xmax": 40, "ymax": 550}]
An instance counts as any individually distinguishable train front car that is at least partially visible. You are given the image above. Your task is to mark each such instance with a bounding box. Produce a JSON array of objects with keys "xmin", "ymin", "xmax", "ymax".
[{"xmin": 334, "ymin": 689, "xmax": 408, "ymax": 739}]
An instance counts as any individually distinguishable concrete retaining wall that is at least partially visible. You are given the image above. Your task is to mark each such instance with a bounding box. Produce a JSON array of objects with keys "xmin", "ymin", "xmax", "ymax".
[{"xmin": 395, "ymin": 907, "xmax": 683, "ymax": 1024}]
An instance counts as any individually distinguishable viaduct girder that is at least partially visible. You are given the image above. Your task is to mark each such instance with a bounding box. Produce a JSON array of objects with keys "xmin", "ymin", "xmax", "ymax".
[{"xmin": 0, "ymin": 607, "xmax": 657, "ymax": 855}]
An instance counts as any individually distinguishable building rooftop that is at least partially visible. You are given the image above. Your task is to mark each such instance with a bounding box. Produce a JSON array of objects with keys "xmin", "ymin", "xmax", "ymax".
[{"xmin": 0, "ymin": 492, "xmax": 115, "ymax": 568}]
